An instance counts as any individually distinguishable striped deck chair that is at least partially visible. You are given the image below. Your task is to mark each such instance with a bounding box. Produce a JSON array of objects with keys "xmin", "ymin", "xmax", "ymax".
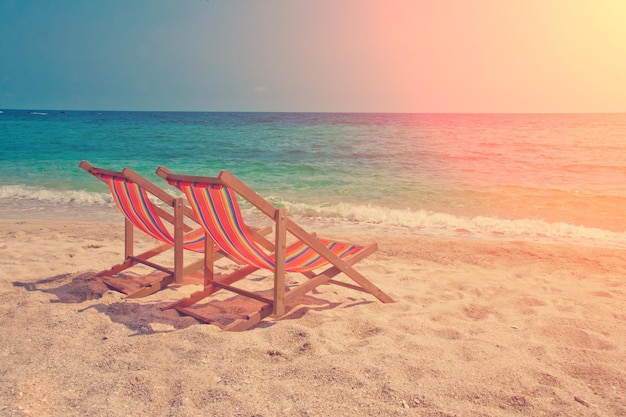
[
  {"xmin": 80, "ymin": 160, "xmax": 220, "ymax": 298},
  {"xmin": 156, "ymin": 167, "xmax": 394, "ymax": 331}
]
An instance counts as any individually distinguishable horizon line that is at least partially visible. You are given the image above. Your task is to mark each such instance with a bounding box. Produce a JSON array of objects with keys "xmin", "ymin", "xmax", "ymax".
[{"xmin": 2, "ymin": 108, "xmax": 625, "ymax": 115}]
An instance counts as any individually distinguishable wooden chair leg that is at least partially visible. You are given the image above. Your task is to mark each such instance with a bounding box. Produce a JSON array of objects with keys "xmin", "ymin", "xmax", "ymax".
[
  {"xmin": 173, "ymin": 197, "xmax": 184, "ymax": 284},
  {"xmin": 124, "ymin": 218, "xmax": 134, "ymax": 259},
  {"xmin": 273, "ymin": 208, "xmax": 287, "ymax": 317}
]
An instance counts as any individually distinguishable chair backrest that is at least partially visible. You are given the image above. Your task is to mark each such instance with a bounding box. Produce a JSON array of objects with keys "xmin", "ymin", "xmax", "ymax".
[
  {"xmin": 80, "ymin": 161, "xmax": 206, "ymax": 253},
  {"xmin": 170, "ymin": 179, "xmax": 360, "ymax": 272},
  {"xmin": 174, "ymin": 180, "xmax": 274, "ymax": 268},
  {"xmin": 101, "ymin": 172, "xmax": 177, "ymax": 244}
]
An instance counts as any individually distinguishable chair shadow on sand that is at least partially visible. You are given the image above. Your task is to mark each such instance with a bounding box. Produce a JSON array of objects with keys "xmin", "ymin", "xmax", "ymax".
[
  {"xmin": 13, "ymin": 272, "xmax": 110, "ymax": 303},
  {"xmin": 13, "ymin": 271, "xmax": 366, "ymax": 335}
]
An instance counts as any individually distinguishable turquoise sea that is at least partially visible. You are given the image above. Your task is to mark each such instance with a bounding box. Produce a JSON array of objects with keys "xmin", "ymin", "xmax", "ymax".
[{"xmin": 1, "ymin": 110, "xmax": 625, "ymax": 249}]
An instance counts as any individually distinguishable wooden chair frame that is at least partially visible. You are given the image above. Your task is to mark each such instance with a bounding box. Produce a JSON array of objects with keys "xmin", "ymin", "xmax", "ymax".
[
  {"xmin": 80, "ymin": 161, "xmax": 218, "ymax": 298},
  {"xmin": 157, "ymin": 167, "xmax": 394, "ymax": 331}
]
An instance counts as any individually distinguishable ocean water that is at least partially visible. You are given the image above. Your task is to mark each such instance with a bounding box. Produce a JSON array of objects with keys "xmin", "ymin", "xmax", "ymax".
[{"xmin": 1, "ymin": 110, "xmax": 625, "ymax": 249}]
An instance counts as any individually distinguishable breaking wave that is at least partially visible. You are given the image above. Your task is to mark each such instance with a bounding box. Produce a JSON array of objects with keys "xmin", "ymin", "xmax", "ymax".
[
  {"xmin": 0, "ymin": 184, "xmax": 112, "ymax": 205},
  {"xmin": 1, "ymin": 184, "xmax": 624, "ymax": 249},
  {"xmin": 278, "ymin": 199, "xmax": 626, "ymax": 249}
]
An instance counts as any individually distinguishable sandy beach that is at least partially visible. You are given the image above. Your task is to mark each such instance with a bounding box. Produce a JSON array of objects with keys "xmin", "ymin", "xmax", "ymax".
[{"xmin": 1, "ymin": 220, "xmax": 624, "ymax": 416}]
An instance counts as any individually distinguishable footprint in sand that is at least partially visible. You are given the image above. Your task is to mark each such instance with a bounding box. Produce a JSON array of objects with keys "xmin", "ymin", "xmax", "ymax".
[
  {"xmin": 463, "ymin": 303, "xmax": 493, "ymax": 320},
  {"xmin": 537, "ymin": 326, "xmax": 616, "ymax": 350}
]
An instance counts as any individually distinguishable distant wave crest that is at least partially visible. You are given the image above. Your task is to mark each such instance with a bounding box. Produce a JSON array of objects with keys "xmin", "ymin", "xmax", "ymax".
[
  {"xmin": 0, "ymin": 185, "xmax": 111, "ymax": 205},
  {"xmin": 2, "ymin": 185, "xmax": 624, "ymax": 249},
  {"xmin": 276, "ymin": 198, "xmax": 626, "ymax": 249}
]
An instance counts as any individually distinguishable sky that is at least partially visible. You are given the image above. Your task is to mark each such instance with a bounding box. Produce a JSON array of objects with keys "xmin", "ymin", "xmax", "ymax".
[{"xmin": 1, "ymin": 0, "xmax": 625, "ymax": 113}]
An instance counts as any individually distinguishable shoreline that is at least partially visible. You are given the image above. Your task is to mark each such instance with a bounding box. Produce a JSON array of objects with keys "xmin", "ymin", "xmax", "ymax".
[
  {"xmin": 1, "ymin": 220, "xmax": 625, "ymax": 416},
  {"xmin": 2, "ymin": 195, "xmax": 626, "ymax": 250}
]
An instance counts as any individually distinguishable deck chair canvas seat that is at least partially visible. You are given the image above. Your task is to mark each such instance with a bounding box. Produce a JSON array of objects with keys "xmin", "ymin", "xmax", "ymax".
[
  {"xmin": 80, "ymin": 161, "xmax": 233, "ymax": 298},
  {"xmin": 157, "ymin": 167, "xmax": 394, "ymax": 331}
]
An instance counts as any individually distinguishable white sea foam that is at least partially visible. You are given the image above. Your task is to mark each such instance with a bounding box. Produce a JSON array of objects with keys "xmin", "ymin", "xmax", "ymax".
[
  {"xmin": 0, "ymin": 185, "xmax": 112, "ymax": 205},
  {"xmin": 1, "ymin": 184, "xmax": 624, "ymax": 249},
  {"xmin": 279, "ymin": 199, "xmax": 626, "ymax": 249}
]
